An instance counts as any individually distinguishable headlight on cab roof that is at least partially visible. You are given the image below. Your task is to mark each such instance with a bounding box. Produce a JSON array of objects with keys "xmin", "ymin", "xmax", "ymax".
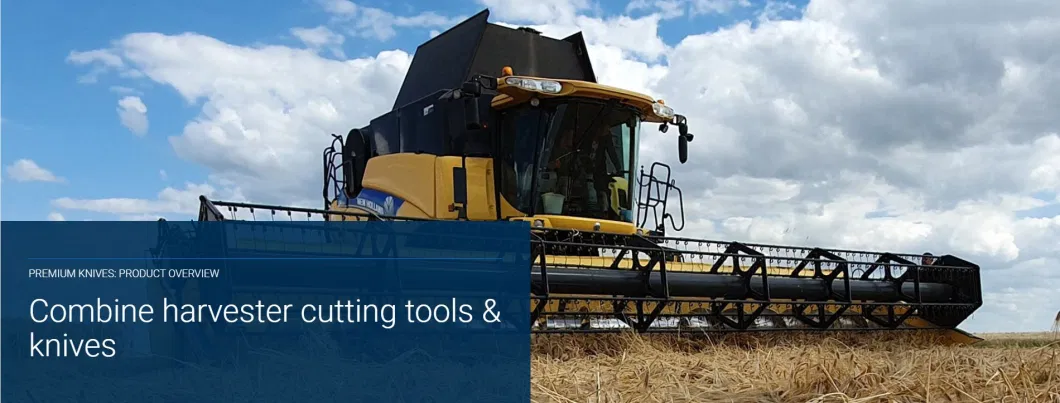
[
  {"xmin": 504, "ymin": 77, "xmax": 562, "ymax": 94},
  {"xmin": 653, "ymin": 102, "xmax": 675, "ymax": 120}
]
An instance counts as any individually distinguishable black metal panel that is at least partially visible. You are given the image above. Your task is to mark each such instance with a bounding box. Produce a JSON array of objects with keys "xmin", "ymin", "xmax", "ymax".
[
  {"xmin": 562, "ymin": 32, "xmax": 597, "ymax": 83},
  {"xmin": 918, "ymin": 255, "xmax": 982, "ymax": 327},
  {"xmin": 368, "ymin": 110, "xmax": 400, "ymax": 156},
  {"xmin": 396, "ymin": 93, "xmax": 449, "ymax": 154},
  {"xmin": 358, "ymin": 89, "xmax": 497, "ymax": 159},
  {"xmin": 392, "ymin": 8, "xmax": 597, "ymax": 110},
  {"xmin": 393, "ymin": 9, "xmax": 490, "ymax": 109},
  {"xmin": 468, "ymin": 24, "xmax": 594, "ymax": 83},
  {"xmin": 457, "ymin": 96, "xmax": 497, "ymax": 156},
  {"xmin": 398, "ymin": 105, "xmax": 418, "ymax": 153},
  {"xmin": 531, "ymin": 267, "xmax": 956, "ymax": 302}
]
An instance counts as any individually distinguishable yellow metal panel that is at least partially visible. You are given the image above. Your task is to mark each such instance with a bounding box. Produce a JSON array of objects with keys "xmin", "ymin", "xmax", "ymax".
[
  {"xmin": 395, "ymin": 202, "xmax": 431, "ymax": 218},
  {"xmin": 360, "ymin": 154, "xmax": 437, "ymax": 217},
  {"xmin": 608, "ymin": 177, "xmax": 628, "ymax": 216},
  {"xmin": 498, "ymin": 194, "xmax": 525, "ymax": 219},
  {"xmin": 539, "ymin": 255, "xmax": 858, "ymax": 278},
  {"xmin": 430, "ymin": 156, "xmax": 530, "ymax": 221},
  {"xmin": 435, "ymin": 156, "xmax": 498, "ymax": 220},
  {"xmin": 490, "ymin": 76, "xmax": 670, "ymax": 123},
  {"xmin": 518, "ymin": 215, "xmax": 638, "ymax": 235}
]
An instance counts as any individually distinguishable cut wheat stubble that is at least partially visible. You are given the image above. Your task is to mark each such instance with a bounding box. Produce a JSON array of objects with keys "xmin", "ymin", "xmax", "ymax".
[{"xmin": 531, "ymin": 331, "xmax": 1060, "ymax": 403}]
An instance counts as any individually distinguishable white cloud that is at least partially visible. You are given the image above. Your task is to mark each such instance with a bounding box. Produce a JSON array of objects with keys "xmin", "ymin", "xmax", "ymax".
[
  {"xmin": 109, "ymin": 85, "xmax": 141, "ymax": 95},
  {"xmin": 52, "ymin": 182, "xmax": 244, "ymax": 218},
  {"xmin": 67, "ymin": 49, "xmax": 127, "ymax": 83},
  {"xmin": 625, "ymin": 0, "xmax": 754, "ymax": 18},
  {"xmin": 65, "ymin": 0, "xmax": 1060, "ymax": 332},
  {"xmin": 68, "ymin": 49, "xmax": 125, "ymax": 68},
  {"xmin": 320, "ymin": 0, "xmax": 357, "ymax": 15},
  {"xmin": 690, "ymin": 0, "xmax": 752, "ymax": 15},
  {"xmin": 117, "ymin": 96, "xmax": 149, "ymax": 136},
  {"xmin": 319, "ymin": 0, "xmax": 462, "ymax": 41},
  {"xmin": 291, "ymin": 26, "xmax": 346, "ymax": 58},
  {"xmin": 159, "ymin": 169, "xmax": 168, "ymax": 180},
  {"xmin": 6, "ymin": 159, "xmax": 64, "ymax": 183},
  {"xmin": 626, "ymin": 0, "xmax": 685, "ymax": 19},
  {"xmin": 477, "ymin": 0, "xmax": 591, "ymax": 24},
  {"xmin": 493, "ymin": 14, "xmax": 671, "ymax": 62},
  {"xmin": 67, "ymin": 32, "xmax": 411, "ymax": 206},
  {"xmin": 636, "ymin": 0, "xmax": 1060, "ymax": 332},
  {"xmin": 47, "ymin": 212, "xmax": 65, "ymax": 221}
]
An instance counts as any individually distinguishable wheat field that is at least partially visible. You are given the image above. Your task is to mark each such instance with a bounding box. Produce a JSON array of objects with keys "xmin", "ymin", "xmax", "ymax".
[
  {"xmin": 531, "ymin": 330, "xmax": 1060, "ymax": 403},
  {"xmin": 4, "ymin": 319, "xmax": 1058, "ymax": 402}
]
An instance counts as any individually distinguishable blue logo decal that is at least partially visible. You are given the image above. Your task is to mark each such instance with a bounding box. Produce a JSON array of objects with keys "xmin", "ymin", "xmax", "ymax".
[{"xmin": 347, "ymin": 188, "xmax": 405, "ymax": 216}]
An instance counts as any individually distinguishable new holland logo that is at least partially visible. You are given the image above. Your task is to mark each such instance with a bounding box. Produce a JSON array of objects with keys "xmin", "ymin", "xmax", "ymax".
[
  {"xmin": 354, "ymin": 194, "xmax": 397, "ymax": 216},
  {"xmin": 383, "ymin": 196, "xmax": 394, "ymax": 215}
]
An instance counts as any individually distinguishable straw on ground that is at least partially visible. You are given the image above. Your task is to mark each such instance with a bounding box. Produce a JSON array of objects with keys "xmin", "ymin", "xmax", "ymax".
[{"xmin": 531, "ymin": 331, "xmax": 1060, "ymax": 403}]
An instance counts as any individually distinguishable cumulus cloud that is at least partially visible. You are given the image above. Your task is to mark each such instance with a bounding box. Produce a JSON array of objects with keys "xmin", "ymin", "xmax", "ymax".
[
  {"xmin": 625, "ymin": 0, "xmax": 753, "ymax": 18},
  {"xmin": 63, "ymin": 0, "xmax": 1060, "ymax": 332},
  {"xmin": 47, "ymin": 212, "xmax": 65, "ymax": 221},
  {"xmin": 502, "ymin": 14, "xmax": 672, "ymax": 61},
  {"xmin": 477, "ymin": 0, "xmax": 591, "ymax": 24},
  {"xmin": 291, "ymin": 26, "xmax": 346, "ymax": 58},
  {"xmin": 63, "ymin": 32, "xmax": 411, "ymax": 207},
  {"xmin": 689, "ymin": 0, "xmax": 752, "ymax": 15},
  {"xmin": 636, "ymin": 0, "xmax": 1060, "ymax": 331},
  {"xmin": 52, "ymin": 182, "xmax": 245, "ymax": 219},
  {"xmin": 319, "ymin": 0, "xmax": 463, "ymax": 41},
  {"xmin": 6, "ymin": 159, "xmax": 64, "ymax": 183},
  {"xmin": 117, "ymin": 96, "xmax": 149, "ymax": 135},
  {"xmin": 626, "ymin": 0, "xmax": 684, "ymax": 19},
  {"xmin": 67, "ymin": 49, "xmax": 126, "ymax": 83}
]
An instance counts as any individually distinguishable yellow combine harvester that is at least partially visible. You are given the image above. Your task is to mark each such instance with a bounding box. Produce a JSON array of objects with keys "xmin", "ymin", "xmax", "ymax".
[{"xmin": 189, "ymin": 9, "xmax": 984, "ymax": 344}]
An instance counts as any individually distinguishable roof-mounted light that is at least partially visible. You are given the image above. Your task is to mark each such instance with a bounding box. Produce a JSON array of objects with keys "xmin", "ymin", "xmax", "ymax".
[
  {"xmin": 652, "ymin": 101, "xmax": 675, "ymax": 120},
  {"xmin": 504, "ymin": 77, "xmax": 562, "ymax": 94}
]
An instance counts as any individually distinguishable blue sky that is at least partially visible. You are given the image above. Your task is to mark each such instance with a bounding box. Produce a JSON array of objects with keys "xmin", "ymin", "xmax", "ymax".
[
  {"xmin": 1, "ymin": 0, "xmax": 430, "ymax": 221},
  {"xmin": 1, "ymin": 0, "xmax": 801, "ymax": 221}
]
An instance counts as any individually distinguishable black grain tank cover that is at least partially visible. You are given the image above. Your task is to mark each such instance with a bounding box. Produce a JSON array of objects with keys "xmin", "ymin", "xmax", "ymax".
[
  {"xmin": 392, "ymin": 8, "xmax": 598, "ymax": 110},
  {"xmin": 360, "ymin": 88, "xmax": 496, "ymax": 158}
]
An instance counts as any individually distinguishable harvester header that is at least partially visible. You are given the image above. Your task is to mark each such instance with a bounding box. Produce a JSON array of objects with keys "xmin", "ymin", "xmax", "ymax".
[{"xmin": 152, "ymin": 8, "xmax": 985, "ymax": 349}]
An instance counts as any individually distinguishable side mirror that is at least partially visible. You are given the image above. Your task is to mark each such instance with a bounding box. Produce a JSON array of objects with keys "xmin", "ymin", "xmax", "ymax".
[
  {"xmin": 463, "ymin": 96, "xmax": 482, "ymax": 130},
  {"xmin": 678, "ymin": 135, "xmax": 688, "ymax": 164},
  {"xmin": 454, "ymin": 77, "xmax": 493, "ymax": 131},
  {"xmin": 675, "ymin": 115, "xmax": 692, "ymax": 164}
]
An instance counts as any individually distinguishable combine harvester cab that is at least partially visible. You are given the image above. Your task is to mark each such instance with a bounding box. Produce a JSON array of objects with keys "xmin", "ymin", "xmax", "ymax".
[{"xmin": 166, "ymin": 8, "xmax": 986, "ymax": 346}]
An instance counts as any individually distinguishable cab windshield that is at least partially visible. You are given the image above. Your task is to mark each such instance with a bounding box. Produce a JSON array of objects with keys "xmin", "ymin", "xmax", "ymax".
[{"xmin": 497, "ymin": 99, "xmax": 641, "ymax": 223}]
